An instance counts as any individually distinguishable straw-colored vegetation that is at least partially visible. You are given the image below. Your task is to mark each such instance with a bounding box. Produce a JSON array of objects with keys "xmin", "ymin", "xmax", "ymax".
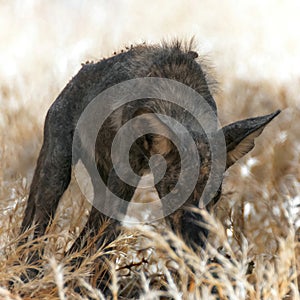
[{"xmin": 0, "ymin": 1, "xmax": 299, "ymax": 299}]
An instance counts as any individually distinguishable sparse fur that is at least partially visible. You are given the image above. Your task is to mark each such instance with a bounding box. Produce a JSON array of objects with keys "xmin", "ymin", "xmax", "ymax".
[{"xmin": 20, "ymin": 40, "xmax": 280, "ymax": 261}]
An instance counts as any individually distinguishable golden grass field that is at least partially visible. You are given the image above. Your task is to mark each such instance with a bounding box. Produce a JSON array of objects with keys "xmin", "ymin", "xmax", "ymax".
[{"xmin": 0, "ymin": 1, "xmax": 299, "ymax": 299}]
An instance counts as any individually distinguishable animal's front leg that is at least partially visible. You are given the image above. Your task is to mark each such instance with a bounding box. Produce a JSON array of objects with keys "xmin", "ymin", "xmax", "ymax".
[
  {"xmin": 163, "ymin": 206, "xmax": 209, "ymax": 251},
  {"xmin": 69, "ymin": 167, "xmax": 136, "ymax": 253}
]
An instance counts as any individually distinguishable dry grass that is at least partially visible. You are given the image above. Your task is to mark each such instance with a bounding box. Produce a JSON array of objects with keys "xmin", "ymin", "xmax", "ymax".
[{"xmin": 0, "ymin": 1, "xmax": 299, "ymax": 299}]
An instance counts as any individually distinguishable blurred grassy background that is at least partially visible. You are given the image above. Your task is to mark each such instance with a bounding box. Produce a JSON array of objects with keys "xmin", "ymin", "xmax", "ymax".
[{"xmin": 0, "ymin": 1, "xmax": 299, "ymax": 299}]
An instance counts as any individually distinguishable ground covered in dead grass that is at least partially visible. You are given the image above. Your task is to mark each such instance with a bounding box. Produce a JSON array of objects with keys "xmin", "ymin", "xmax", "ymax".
[{"xmin": 0, "ymin": 1, "xmax": 299, "ymax": 299}]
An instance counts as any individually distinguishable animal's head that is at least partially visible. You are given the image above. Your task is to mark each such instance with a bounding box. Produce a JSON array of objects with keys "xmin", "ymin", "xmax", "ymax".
[{"xmin": 131, "ymin": 106, "xmax": 280, "ymax": 210}]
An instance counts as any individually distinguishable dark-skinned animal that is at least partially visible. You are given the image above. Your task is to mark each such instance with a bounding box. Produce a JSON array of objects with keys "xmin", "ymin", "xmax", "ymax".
[{"xmin": 20, "ymin": 41, "xmax": 280, "ymax": 255}]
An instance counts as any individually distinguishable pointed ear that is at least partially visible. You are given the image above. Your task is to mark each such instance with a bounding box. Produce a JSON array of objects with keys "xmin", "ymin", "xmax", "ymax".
[
  {"xmin": 221, "ymin": 110, "xmax": 280, "ymax": 168},
  {"xmin": 132, "ymin": 108, "xmax": 174, "ymax": 156}
]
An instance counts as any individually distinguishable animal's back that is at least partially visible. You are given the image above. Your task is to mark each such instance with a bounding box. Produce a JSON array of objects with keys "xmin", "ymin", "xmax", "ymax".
[{"xmin": 51, "ymin": 42, "xmax": 216, "ymax": 129}]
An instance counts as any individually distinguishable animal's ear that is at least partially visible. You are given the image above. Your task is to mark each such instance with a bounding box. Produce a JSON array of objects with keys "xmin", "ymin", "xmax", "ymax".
[
  {"xmin": 132, "ymin": 107, "xmax": 174, "ymax": 156},
  {"xmin": 221, "ymin": 110, "xmax": 280, "ymax": 168}
]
